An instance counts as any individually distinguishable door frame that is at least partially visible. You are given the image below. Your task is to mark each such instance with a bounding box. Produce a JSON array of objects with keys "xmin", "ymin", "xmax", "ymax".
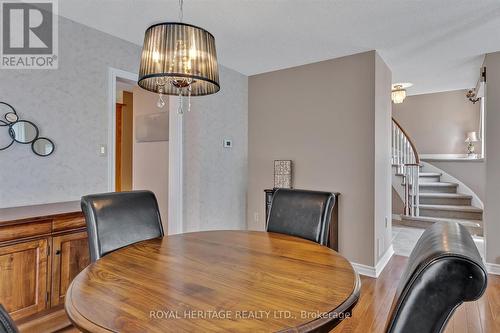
[{"xmin": 107, "ymin": 67, "xmax": 183, "ymax": 234}]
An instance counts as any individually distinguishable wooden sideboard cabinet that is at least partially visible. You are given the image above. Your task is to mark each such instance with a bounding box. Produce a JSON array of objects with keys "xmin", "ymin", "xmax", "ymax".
[
  {"xmin": 264, "ymin": 189, "xmax": 340, "ymax": 251},
  {"xmin": 0, "ymin": 201, "xmax": 89, "ymax": 325}
]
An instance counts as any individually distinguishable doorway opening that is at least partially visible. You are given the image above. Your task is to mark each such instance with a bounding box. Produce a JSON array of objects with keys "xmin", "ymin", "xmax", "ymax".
[
  {"xmin": 108, "ymin": 68, "xmax": 177, "ymax": 233},
  {"xmin": 115, "ymin": 80, "xmax": 134, "ymax": 192}
]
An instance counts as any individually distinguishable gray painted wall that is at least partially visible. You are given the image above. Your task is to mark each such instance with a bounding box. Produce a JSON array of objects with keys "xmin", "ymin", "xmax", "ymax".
[
  {"xmin": 248, "ymin": 51, "xmax": 391, "ymax": 267},
  {"xmin": 484, "ymin": 51, "xmax": 500, "ymax": 265},
  {"xmin": 0, "ymin": 17, "xmax": 141, "ymax": 208},
  {"xmin": 183, "ymin": 66, "xmax": 248, "ymax": 231}
]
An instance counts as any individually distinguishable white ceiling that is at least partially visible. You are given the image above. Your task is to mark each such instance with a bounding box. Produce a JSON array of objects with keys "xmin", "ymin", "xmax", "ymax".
[{"xmin": 59, "ymin": 0, "xmax": 500, "ymax": 95}]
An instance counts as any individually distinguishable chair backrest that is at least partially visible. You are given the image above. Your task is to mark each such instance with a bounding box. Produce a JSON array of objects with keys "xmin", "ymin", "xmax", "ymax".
[
  {"xmin": 385, "ymin": 222, "xmax": 487, "ymax": 333},
  {"xmin": 81, "ymin": 190, "xmax": 164, "ymax": 262},
  {"xmin": 0, "ymin": 304, "xmax": 18, "ymax": 333},
  {"xmin": 266, "ymin": 188, "xmax": 335, "ymax": 245}
]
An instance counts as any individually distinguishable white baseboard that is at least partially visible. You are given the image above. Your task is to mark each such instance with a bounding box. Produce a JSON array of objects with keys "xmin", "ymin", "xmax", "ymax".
[
  {"xmin": 486, "ymin": 262, "xmax": 500, "ymax": 275},
  {"xmin": 351, "ymin": 262, "xmax": 377, "ymax": 278},
  {"xmin": 392, "ymin": 214, "xmax": 402, "ymax": 221},
  {"xmin": 352, "ymin": 245, "xmax": 394, "ymax": 278},
  {"xmin": 375, "ymin": 245, "xmax": 395, "ymax": 276}
]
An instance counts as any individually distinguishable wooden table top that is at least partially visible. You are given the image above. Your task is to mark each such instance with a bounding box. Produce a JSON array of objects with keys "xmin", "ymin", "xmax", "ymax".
[{"xmin": 65, "ymin": 231, "xmax": 360, "ymax": 333}]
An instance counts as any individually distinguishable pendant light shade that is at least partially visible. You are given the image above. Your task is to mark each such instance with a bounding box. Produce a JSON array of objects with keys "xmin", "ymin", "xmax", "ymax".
[{"xmin": 138, "ymin": 22, "xmax": 220, "ymax": 97}]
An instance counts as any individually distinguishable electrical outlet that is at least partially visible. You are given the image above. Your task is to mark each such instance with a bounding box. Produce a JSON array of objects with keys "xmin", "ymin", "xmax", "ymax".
[
  {"xmin": 254, "ymin": 212, "xmax": 259, "ymax": 222},
  {"xmin": 223, "ymin": 139, "xmax": 233, "ymax": 148}
]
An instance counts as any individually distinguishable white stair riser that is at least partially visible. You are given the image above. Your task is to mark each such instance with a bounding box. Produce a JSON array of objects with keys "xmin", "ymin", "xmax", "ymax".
[
  {"xmin": 419, "ymin": 209, "xmax": 483, "ymax": 220},
  {"xmin": 419, "ymin": 197, "xmax": 472, "ymax": 206}
]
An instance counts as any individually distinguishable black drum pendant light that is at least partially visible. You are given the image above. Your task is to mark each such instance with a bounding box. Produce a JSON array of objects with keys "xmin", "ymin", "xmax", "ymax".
[{"xmin": 138, "ymin": 0, "xmax": 220, "ymax": 113}]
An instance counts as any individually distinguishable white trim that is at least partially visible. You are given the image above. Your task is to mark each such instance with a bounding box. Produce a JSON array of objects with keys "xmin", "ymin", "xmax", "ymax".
[
  {"xmin": 351, "ymin": 263, "xmax": 377, "ymax": 278},
  {"xmin": 392, "ymin": 214, "xmax": 402, "ymax": 221},
  {"xmin": 352, "ymin": 245, "xmax": 394, "ymax": 278},
  {"xmin": 486, "ymin": 263, "xmax": 500, "ymax": 275},
  {"xmin": 420, "ymin": 153, "xmax": 484, "ymax": 162},
  {"xmin": 167, "ymin": 98, "xmax": 183, "ymax": 235},
  {"xmin": 107, "ymin": 67, "xmax": 138, "ymax": 192},
  {"xmin": 375, "ymin": 245, "xmax": 394, "ymax": 276}
]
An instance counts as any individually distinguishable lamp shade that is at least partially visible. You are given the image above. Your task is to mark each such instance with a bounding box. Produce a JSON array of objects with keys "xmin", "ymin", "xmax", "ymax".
[
  {"xmin": 465, "ymin": 131, "xmax": 479, "ymax": 142},
  {"xmin": 138, "ymin": 22, "xmax": 220, "ymax": 96}
]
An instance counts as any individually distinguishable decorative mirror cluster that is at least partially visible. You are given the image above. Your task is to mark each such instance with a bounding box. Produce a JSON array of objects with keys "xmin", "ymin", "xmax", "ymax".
[{"xmin": 0, "ymin": 102, "xmax": 55, "ymax": 156}]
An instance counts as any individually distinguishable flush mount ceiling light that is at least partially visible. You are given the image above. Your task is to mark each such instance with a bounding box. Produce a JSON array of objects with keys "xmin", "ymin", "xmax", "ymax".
[
  {"xmin": 391, "ymin": 83, "xmax": 413, "ymax": 104},
  {"xmin": 138, "ymin": 0, "xmax": 220, "ymax": 113}
]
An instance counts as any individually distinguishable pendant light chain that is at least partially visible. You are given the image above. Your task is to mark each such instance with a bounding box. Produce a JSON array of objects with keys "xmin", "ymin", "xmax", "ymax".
[{"xmin": 178, "ymin": 0, "xmax": 183, "ymax": 22}]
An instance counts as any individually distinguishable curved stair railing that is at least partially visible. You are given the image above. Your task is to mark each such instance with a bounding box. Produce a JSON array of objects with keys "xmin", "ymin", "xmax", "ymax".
[{"xmin": 392, "ymin": 118, "xmax": 420, "ymax": 217}]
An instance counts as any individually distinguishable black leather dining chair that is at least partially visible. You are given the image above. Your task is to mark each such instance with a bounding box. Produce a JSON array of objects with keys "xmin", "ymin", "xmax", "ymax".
[
  {"xmin": 385, "ymin": 222, "xmax": 487, "ymax": 333},
  {"xmin": 81, "ymin": 190, "xmax": 164, "ymax": 262},
  {"xmin": 266, "ymin": 188, "xmax": 335, "ymax": 246},
  {"xmin": 0, "ymin": 304, "xmax": 18, "ymax": 333}
]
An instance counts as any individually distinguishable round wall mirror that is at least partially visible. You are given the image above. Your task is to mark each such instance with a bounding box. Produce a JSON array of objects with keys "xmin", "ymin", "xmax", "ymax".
[
  {"xmin": 32, "ymin": 137, "xmax": 54, "ymax": 156},
  {"xmin": 5, "ymin": 112, "xmax": 18, "ymax": 123},
  {"xmin": 9, "ymin": 120, "xmax": 39, "ymax": 144},
  {"xmin": 0, "ymin": 102, "xmax": 16, "ymax": 126}
]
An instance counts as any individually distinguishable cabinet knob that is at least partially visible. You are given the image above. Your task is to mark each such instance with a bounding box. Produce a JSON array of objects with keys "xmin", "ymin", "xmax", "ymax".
[{"xmin": 55, "ymin": 250, "xmax": 61, "ymax": 255}]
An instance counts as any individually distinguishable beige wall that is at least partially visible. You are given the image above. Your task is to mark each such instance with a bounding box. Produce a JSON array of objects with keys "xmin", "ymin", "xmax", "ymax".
[
  {"xmin": 132, "ymin": 87, "xmax": 169, "ymax": 232},
  {"xmin": 427, "ymin": 161, "xmax": 485, "ymax": 201},
  {"xmin": 248, "ymin": 51, "xmax": 392, "ymax": 267},
  {"xmin": 374, "ymin": 53, "xmax": 393, "ymax": 261},
  {"xmin": 484, "ymin": 52, "xmax": 500, "ymax": 265},
  {"xmin": 120, "ymin": 91, "xmax": 134, "ymax": 191},
  {"xmin": 392, "ymin": 188, "xmax": 404, "ymax": 215},
  {"xmin": 393, "ymin": 90, "xmax": 481, "ymax": 155}
]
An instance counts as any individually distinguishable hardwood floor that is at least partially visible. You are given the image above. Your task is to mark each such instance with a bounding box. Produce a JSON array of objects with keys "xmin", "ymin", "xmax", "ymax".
[{"xmin": 334, "ymin": 255, "xmax": 500, "ymax": 333}]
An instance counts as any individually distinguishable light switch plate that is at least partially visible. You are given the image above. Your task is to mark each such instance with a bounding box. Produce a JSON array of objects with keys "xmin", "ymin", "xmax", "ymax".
[{"xmin": 99, "ymin": 144, "xmax": 107, "ymax": 156}]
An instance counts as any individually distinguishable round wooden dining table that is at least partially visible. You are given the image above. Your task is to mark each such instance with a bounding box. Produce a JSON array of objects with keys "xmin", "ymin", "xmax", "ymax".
[{"xmin": 65, "ymin": 231, "xmax": 360, "ymax": 332}]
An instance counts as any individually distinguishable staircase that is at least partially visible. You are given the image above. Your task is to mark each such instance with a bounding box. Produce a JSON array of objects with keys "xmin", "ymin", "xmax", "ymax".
[{"xmin": 391, "ymin": 118, "xmax": 483, "ymax": 236}]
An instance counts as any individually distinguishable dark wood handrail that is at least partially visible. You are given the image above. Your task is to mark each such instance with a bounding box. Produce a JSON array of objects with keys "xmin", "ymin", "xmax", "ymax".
[{"xmin": 392, "ymin": 117, "xmax": 420, "ymax": 164}]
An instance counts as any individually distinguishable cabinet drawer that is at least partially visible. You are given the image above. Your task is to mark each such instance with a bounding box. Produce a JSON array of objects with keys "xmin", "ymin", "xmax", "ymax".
[
  {"xmin": 52, "ymin": 214, "xmax": 86, "ymax": 232},
  {"xmin": 0, "ymin": 220, "xmax": 52, "ymax": 242}
]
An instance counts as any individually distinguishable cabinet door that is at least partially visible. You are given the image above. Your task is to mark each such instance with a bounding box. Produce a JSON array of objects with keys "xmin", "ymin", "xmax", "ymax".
[
  {"xmin": 51, "ymin": 232, "xmax": 89, "ymax": 306},
  {"xmin": 0, "ymin": 238, "xmax": 49, "ymax": 320}
]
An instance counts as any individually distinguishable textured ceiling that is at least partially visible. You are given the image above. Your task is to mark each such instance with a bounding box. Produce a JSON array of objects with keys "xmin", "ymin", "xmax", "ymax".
[{"xmin": 59, "ymin": 0, "xmax": 500, "ymax": 95}]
